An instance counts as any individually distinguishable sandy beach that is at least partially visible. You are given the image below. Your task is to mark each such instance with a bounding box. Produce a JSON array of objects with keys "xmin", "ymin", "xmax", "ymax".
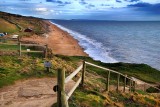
[{"xmin": 21, "ymin": 21, "xmax": 88, "ymax": 56}]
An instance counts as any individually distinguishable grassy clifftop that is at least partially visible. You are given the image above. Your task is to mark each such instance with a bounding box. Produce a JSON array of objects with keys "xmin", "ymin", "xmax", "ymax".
[
  {"xmin": 0, "ymin": 11, "xmax": 49, "ymax": 36},
  {"xmin": 0, "ymin": 55, "xmax": 160, "ymax": 107}
]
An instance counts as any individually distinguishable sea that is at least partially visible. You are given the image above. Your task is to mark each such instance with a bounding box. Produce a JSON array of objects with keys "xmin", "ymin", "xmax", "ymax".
[{"xmin": 51, "ymin": 20, "xmax": 160, "ymax": 70}]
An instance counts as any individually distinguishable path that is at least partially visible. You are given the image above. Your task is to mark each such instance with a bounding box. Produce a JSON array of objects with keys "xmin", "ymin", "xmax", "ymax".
[{"xmin": 0, "ymin": 78, "xmax": 75, "ymax": 107}]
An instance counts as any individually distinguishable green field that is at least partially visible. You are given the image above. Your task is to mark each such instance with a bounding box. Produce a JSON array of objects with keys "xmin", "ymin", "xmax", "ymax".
[{"xmin": 0, "ymin": 44, "xmax": 27, "ymax": 50}]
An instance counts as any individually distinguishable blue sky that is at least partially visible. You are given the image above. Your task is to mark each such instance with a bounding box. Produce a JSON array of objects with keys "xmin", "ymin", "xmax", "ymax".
[{"xmin": 0, "ymin": 0, "xmax": 160, "ymax": 20}]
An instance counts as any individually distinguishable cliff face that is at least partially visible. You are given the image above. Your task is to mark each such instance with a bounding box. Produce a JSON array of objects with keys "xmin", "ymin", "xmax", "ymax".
[{"xmin": 0, "ymin": 11, "xmax": 50, "ymax": 36}]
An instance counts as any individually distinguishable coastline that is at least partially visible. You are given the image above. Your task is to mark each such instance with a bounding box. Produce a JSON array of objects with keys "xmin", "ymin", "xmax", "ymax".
[{"xmin": 21, "ymin": 20, "xmax": 88, "ymax": 56}]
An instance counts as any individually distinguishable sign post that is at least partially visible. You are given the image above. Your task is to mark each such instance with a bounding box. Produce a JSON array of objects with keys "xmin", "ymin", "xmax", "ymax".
[
  {"xmin": 27, "ymin": 49, "xmax": 30, "ymax": 56},
  {"xmin": 44, "ymin": 61, "xmax": 52, "ymax": 72}
]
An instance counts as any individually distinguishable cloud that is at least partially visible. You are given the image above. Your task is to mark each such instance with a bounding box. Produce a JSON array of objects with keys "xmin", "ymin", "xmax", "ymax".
[
  {"xmin": 128, "ymin": 2, "xmax": 160, "ymax": 14},
  {"xmin": 1, "ymin": 0, "xmax": 160, "ymax": 20},
  {"xmin": 125, "ymin": 0, "xmax": 140, "ymax": 2},
  {"xmin": 35, "ymin": 7, "xmax": 48, "ymax": 12},
  {"xmin": 46, "ymin": 0, "xmax": 71, "ymax": 5},
  {"xmin": 116, "ymin": 0, "xmax": 122, "ymax": 3},
  {"xmin": 46, "ymin": 0, "xmax": 62, "ymax": 3},
  {"xmin": 101, "ymin": 4, "xmax": 111, "ymax": 6},
  {"xmin": 79, "ymin": 0, "xmax": 88, "ymax": 5},
  {"xmin": 128, "ymin": 2, "xmax": 151, "ymax": 7},
  {"xmin": 19, "ymin": 0, "xmax": 31, "ymax": 1}
]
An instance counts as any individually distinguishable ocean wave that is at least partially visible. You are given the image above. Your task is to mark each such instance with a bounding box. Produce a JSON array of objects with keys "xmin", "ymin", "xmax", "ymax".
[{"xmin": 50, "ymin": 21, "xmax": 118, "ymax": 63}]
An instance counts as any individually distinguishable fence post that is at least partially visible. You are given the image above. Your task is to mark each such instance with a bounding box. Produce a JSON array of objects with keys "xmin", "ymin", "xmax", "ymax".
[
  {"xmin": 45, "ymin": 44, "xmax": 48, "ymax": 58},
  {"xmin": 18, "ymin": 42, "xmax": 21, "ymax": 56},
  {"xmin": 81, "ymin": 61, "xmax": 86, "ymax": 87},
  {"xmin": 129, "ymin": 79, "xmax": 132, "ymax": 92},
  {"xmin": 123, "ymin": 76, "xmax": 126, "ymax": 92},
  {"xmin": 144, "ymin": 83, "xmax": 146, "ymax": 92},
  {"xmin": 57, "ymin": 69, "xmax": 68, "ymax": 107},
  {"xmin": 117, "ymin": 74, "xmax": 120, "ymax": 92},
  {"xmin": 106, "ymin": 71, "xmax": 110, "ymax": 91},
  {"xmin": 133, "ymin": 81, "xmax": 136, "ymax": 92}
]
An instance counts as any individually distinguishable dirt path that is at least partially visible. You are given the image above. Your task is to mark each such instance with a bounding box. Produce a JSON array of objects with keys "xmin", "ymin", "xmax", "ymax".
[{"xmin": 0, "ymin": 78, "xmax": 75, "ymax": 107}]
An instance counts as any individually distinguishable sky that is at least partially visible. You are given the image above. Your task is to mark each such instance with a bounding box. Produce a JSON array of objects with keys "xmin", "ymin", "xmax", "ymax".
[{"xmin": 0, "ymin": 0, "xmax": 160, "ymax": 20}]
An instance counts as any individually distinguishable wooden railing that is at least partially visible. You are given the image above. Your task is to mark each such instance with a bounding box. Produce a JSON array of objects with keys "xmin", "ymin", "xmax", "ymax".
[
  {"xmin": 0, "ymin": 38, "xmax": 47, "ymax": 58},
  {"xmin": 85, "ymin": 61, "xmax": 135, "ymax": 92},
  {"xmin": 55, "ymin": 61, "xmax": 85, "ymax": 107},
  {"xmin": 54, "ymin": 61, "xmax": 160, "ymax": 107}
]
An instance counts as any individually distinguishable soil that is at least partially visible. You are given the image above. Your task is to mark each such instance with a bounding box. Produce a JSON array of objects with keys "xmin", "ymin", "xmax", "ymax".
[{"xmin": 0, "ymin": 78, "xmax": 75, "ymax": 107}]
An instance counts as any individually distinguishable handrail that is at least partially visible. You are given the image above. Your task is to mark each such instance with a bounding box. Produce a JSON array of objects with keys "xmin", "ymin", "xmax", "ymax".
[
  {"xmin": 0, "ymin": 43, "xmax": 17, "ymax": 45},
  {"xmin": 0, "ymin": 42, "xmax": 45, "ymax": 47},
  {"xmin": 21, "ymin": 50, "xmax": 44, "ymax": 53},
  {"xmin": 56, "ymin": 61, "xmax": 160, "ymax": 107},
  {"xmin": 66, "ymin": 77, "xmax": 82, "ymax": 100},
  {"xmin": 21, "ymin": 43, "xmax": 45, "ymax": 47},
  {"xmin": 85, "ymin": 61, "xmax": 132, "ymax": 80},
  {"xmin": 85, "ymin": 61, "xmax": 160, "ymax": 91},
  {"xmin": 138, "ymin": 80, "xmax": 160, "ymax": 91},
  {"xmin": 65, "ymin": 64, "xmax": 83, "ymax": 84},
  {"xmin": 56, "ymin": 65, "xmax": 83, "ymax": 107}
]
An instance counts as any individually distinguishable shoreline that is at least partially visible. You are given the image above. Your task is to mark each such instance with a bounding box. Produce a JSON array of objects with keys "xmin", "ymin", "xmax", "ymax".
[{"xmin": 21, "ymin": 20, "xmax": 88, "ymax": 56}]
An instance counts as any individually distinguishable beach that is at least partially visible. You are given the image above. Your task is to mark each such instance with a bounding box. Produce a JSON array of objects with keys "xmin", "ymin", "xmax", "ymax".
[{"xmin": 21, "ymin": 21, "xmax": 88, "ymax": 56}]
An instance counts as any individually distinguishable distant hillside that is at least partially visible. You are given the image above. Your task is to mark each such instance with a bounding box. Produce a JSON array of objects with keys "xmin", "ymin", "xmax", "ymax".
[
  {"xmin": 0, "ymin": 18, "xmax": 18, "ymax": 33},
  {"xmin": 0, "ymin": 11, "xmax": 49, "ymax": 36}
]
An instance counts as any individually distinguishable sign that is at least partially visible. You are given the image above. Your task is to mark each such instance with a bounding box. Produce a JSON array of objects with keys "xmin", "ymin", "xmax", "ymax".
[
  {"xmin": 44, "ymin": 61, "xmax": 52, "ymax": 68},
  {"xmin": 27, "ymin": 49, "xmax": 30, "ymax": 52}
]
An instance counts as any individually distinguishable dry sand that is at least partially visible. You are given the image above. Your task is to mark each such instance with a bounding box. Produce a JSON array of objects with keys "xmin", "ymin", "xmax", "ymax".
[{"xmin": 21, "ymin": 21, "xmax": 88, "ymax": 56}]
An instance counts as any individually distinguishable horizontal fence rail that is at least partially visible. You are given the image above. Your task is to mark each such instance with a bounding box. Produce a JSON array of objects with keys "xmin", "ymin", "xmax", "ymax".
[
  {"xmin": 66, "ymin": 77, "xmax": 82, "ymax": 100},
  {"xmin": 55, "ymin": 61, "xmax": 160, "ymax": 107},
  {"xmin": 56, "ymin": 63, "xmax": 84, "ymax": 107},
  {"xmin": 0, "ymin": 39, "xmax": 48, "ymax": 58},
  {"xmin": 85, "ymin": 61, "xmax": 160, "ymax": 91},
  {"xmin": 21, "ymin": 43, "xmax": 45, "ymax": 47},
  {"xmin": 85, "ymin": 61, "xmax": 132, "ymax": 80},
  {"xmin": 0, "ymin": 43, "xmax": 18, "ymax": 45},
  {"xmin": 136, "ymin": 79, "xmax": 160, "ymax": 91},
  {"xmin": 65, "ymin": 64, "xmax": 83, "ymax": 84},
  {"xmin": 21, "ymin": 50, "xmax": 44, "ymax": 53}
]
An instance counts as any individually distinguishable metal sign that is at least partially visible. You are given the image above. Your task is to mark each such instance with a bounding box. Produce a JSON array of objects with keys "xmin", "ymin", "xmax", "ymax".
[
  {"xmin": 27, "ymin": 49, "xmax": 30, "ymax": 52},
  {"xmin": 44, "ymin": 61, "xmax": 52, "ymax": 68}
]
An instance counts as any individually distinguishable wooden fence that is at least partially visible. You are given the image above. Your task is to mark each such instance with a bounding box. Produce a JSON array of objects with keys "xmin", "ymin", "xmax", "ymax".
[
  {"xmin": 55, "ymin": 61, "xmax": 85, "ymax": 107},
  {"xmin": 0, "ymin": 38, "xmax": 48, "ymax": 58},
  {"xmin": 55, "ymin": 61, "xmax": 160, "ymax": 107},
  {"xmin": 18, "ymin": 42, "xmax": 48, "ymax": 58}
]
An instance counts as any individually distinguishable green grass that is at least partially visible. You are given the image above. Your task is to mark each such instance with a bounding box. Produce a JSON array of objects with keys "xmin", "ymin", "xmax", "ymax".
[
  {"xmin": 0, "ymin": 55, "xmax": 160, "ymax": 107},
  {"xmin": 69, "ymin": 89, "xmax": 106, "ymax": 107},
  {"xmin": 0, "ymin": 44, "xmax": 17, "ymax": 50},
  {"xmin": 0, "ymin": 55, "xmax": 76, "ymax": 88},
  {"xmin": 0, "ymin": 18, "xmax": 19, "ymax": 33},
  {"xmin": 56, "ymin": 55, "xmax": 160, "ymax": 83},
  {"xmin": 0, "ymin": 56, "xmax": 51, "ymax": 87},
  {"xmin": 0, "ymin": 43, "xmax": 44, "ymax": 58},
  {"xmin": 1, "ymin": 54, "xmax": 157, "ymax": 88}
]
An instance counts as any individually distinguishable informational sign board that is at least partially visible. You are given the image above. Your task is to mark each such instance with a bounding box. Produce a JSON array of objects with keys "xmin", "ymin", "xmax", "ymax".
[
  {"xmin": 27, "ymin": 49, "xmax": 30, "ymax": 52},
  {"xmin": 44, "ymin": 61, "xmax": 52, "ymax": 68}
]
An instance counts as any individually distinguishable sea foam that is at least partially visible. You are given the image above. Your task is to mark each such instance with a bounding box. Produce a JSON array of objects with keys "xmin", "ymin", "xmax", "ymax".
[{"xmin": 51, "ymin": 21, "xmax": 118, "ymax": 63}]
